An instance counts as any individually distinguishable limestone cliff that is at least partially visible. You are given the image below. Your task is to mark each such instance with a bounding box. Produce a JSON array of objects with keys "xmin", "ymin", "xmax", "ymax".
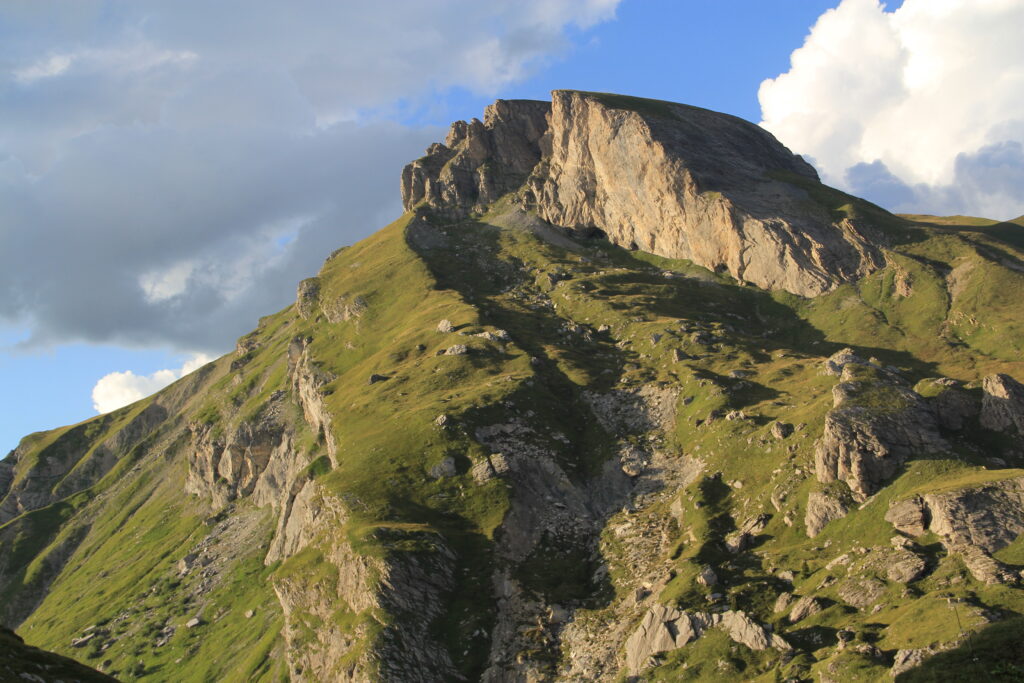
[{"xmin": 403, "ymin": 90, "xmax": 885, "ymax": 296}]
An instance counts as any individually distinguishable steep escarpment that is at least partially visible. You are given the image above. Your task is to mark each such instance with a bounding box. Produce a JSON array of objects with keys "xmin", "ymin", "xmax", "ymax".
[
  {"xmin": 403, "ymin": 90, "xmax": 886, "ymax": 297},
  {"xmin": 6, "ymin": 92, "xmax": 1024, "ymax": 681}
]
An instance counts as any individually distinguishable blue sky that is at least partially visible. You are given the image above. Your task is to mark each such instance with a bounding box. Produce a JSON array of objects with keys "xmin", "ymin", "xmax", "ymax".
[{"xmin": 2, "ymin": 0, "xmax": 1023, "ymax": 455}]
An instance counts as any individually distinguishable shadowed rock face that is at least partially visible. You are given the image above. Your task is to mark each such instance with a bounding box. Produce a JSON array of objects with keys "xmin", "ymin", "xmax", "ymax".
[
  {"xmin": 401, "ymin": 99, "xmax": 550, "ymax": 218},
  {"xmin": 403, "ymin": 90, "xmax": 885, "ymax": 296}
]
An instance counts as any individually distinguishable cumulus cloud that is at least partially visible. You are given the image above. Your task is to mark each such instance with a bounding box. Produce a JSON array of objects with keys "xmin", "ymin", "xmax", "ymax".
[
  {"xmin": 0, "ymin": 1, "xmax": 620, "ymax": 354},
  {"xmin": 92, "ymin": 353, "xmax": 213, "ymax": 413},
  {"xmin": 759, "ymin": 0, "xmax": 1024, "ymax": 219}
]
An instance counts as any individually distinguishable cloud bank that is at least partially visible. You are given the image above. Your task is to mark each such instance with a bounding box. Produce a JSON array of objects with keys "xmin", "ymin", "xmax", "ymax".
[
  {"xmin": 0, "ymin": 1, "xmax": 619, "ymax": 354},
  {"xmin": 92, "ymin": 353, "xmax": 213, "ymax": 413},
  {"xmin": 759, "ymin": 0, "xmax": 1024, "ymax": 219}
]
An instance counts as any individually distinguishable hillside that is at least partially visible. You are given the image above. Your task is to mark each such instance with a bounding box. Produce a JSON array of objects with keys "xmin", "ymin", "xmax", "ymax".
[{"xmin": 3, "ymin": 91, "xmax": 1024, "ymax": 681}]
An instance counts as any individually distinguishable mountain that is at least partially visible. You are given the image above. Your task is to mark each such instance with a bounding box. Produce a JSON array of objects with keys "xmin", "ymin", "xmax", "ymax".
[{"xmin": 4, "ymin": 90, "xmax": 1024, "ymax": 682}]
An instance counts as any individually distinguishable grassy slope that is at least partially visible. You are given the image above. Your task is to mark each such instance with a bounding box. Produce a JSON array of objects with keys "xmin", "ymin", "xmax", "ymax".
[{"xmin": 4, "ymin": 186, "xmax": 1024, "ymax": 681}]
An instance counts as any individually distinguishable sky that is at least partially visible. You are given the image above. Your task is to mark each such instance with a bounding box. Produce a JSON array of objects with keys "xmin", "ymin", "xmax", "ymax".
[{"xmin": 2, "ymin": 0, "xmax": 1023, "ymax": 455}]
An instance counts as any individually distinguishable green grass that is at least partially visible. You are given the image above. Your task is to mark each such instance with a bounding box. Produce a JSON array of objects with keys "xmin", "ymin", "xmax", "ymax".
[{"xmin": 7, "ymin": 192, "xmax": 1024, "ymax": 682}]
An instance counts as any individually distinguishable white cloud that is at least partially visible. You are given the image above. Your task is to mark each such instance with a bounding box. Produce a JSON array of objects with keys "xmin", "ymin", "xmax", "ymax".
[
  {"xmin": 91, "ymin": 353, "xmax": 213, "ymax": 413},
  {"xmin": 759, "ymin": 0, "xmax": 1024, "ymax": 219},
  {"xmin": 13, "ymin": 54, "xmax": 73, "ymax": 83}
]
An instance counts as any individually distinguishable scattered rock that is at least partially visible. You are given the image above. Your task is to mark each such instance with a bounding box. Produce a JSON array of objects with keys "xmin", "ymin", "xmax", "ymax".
[
  {"xmin": 436, "ymin": 319, "xmax": 454, "ymax": 333},
  {"xmin": 367, "ymin": 374, "xmax": 389, "ymax": 385},
  {"xmin": 444, "ymin": 344, "xmax": 469, "ymax": 356},
  {"xmin": 185, "ymin": 617, "xmax": 202, "ymax": 629},
  {"xmin": 177, "ymin": 552, "xmax": 199, "ymax": 575},
  {"xmin": 771, "ymin": 422, "xmax": 794, "ymax": 440}
]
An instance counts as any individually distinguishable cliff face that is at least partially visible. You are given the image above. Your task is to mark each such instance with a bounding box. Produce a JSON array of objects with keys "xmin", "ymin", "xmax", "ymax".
[
  {"xmin": 401, "ymin": 99, "xmax": 549, "ymax": 217},
  {"xmin": 403, "ymin": 90, "xmax": 884, "ymax": 296},
  {"xmin": 6, "ymin": 92, "xmax": 1024, "ymax": 682}
]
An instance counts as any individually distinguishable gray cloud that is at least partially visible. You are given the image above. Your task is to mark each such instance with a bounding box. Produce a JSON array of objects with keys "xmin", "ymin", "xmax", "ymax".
[
  {"xmin": 0, "ymin": 1, "xmax": 619, "ymax": 353},
  {"xmin": 845, "ymin": 137, "xmax": 1024, "ymax": 220}
]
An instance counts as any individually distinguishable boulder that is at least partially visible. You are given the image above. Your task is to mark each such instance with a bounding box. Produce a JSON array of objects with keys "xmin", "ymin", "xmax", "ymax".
[
  {"xmin": 725, "ymin": 514, "xmax": 769, "ymax": 553},
  {"xmin": 788, "ymin": 595, "xmax": 823, "ymax": 623},
  {"xmin": 771, "ymin": 421, "xmax": 794, "ymax": 440},
  {"xmin": 885, "ymin": 549, "xmax": 927, "ymax": 583},
  {"xmin": 805, "ymin": 490, "xmax": 850, "ymax": 538},
  {"xmin": 884, "ymin": 497, "xmax": 929, "ymax": 537},
  {"xmin": 624, "ymin": 604, "xmax": 697, "ymax": 673}
]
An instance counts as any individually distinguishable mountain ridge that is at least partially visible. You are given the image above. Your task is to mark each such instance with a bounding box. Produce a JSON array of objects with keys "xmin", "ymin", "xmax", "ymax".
[{"xmin": 3, "ymin": 91, "xmax": 1024, "ymax": 681}]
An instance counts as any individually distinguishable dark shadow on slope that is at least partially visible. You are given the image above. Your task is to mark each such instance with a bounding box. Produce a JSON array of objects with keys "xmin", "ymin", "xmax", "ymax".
[{"xmin": 898, "ymin": 615, "xmax": 1024, "ymax": 682}]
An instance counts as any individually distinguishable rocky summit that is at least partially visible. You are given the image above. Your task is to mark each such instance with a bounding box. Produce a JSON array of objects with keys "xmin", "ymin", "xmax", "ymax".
[{"xmin": 4, "ymin": 91, "xmax": 1024, "ymax": 682}]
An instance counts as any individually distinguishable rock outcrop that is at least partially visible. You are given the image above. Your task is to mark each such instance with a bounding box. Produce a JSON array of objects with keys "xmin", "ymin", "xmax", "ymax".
[
  {"xmin": 624, "ymin": 604, "xmax": 789, "ymax": 674},
  {"xmin": 527, "ymin": 91, "xmax": 883, "ymax": 296},
  {"xmin": 404, "ymin": 90, "xmax": 885, "ymax": 297},
  {"xmin": 814, "ymin": 350, "xmax": 946, "ymax": 499},
  {"xmin": 885, "ymin": 476, "xmax": 1024, "ymax": 583},
  {"xmin": 981, "ymin": 373, "xmax": 1024, "ymax": 434},
  {"xmin": 185, "ymin": 399, "xmax": 290, "ymax": 510},
  {"xmin": 401, "ymin": 99, "xmax": 549, "ymax": 217}
]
